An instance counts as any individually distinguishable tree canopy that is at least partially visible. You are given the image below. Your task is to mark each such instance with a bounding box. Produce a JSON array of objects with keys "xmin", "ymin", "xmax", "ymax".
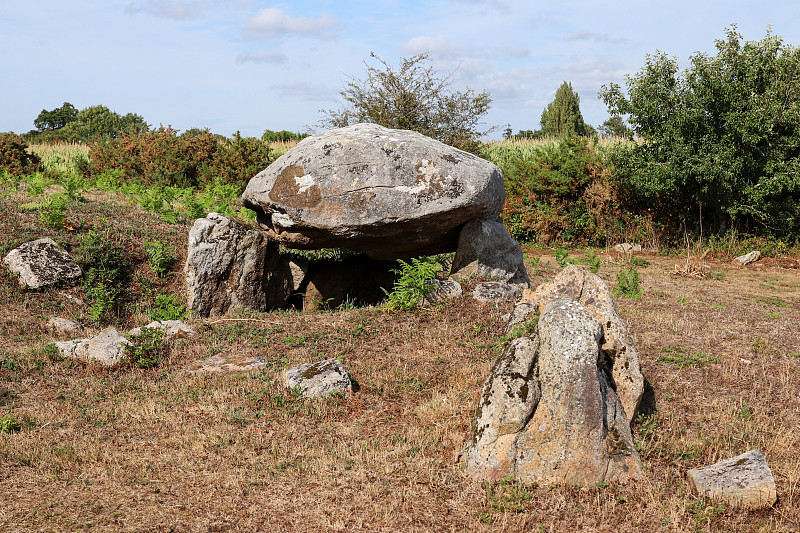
[
  {"xmin": 539, "ymin": 82, "xmax": 592, "ymax": 137},
  {"xmin": 600, "ymin": 26, "xmax": 800, "ymax": 236},
  {"xmin": 34, "ymin": 102, "xmax": 79, "ymax": 132},
  {"xmin": 320, "ymin": 53, "xmax": 493, "ymax": 152}
]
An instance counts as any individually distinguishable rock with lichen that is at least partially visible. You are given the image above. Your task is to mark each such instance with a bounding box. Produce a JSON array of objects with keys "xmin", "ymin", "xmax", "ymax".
[{"xmin": 284, "ymin": 359, "xmax": 354, "ymax": 398}]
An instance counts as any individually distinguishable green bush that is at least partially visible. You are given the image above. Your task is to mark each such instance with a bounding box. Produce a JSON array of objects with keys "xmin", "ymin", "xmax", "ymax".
[
  {"xmin": 0, "ymin": 133, "xmax": 41, "ymax": 176},
  {"xmin": 493, "ymin": 136, "xmax": 620, "ymax": 244},
  {"xmin": 600, "ymin": 26, "xmax": 800, "ymax": 238},
  {"xmin": 39, "ymin": 193, "xmax": 68, "ymax": 229},
  {"xmin": 124, "ymin": 327, "xmax": 166, "ymax": 368},
  {"xmin": 77, "ymin": 228, "xmax": 129, "ymax": 323},
  {"xmin": 613, "ymin": 267, "xmax": 643, "ymax": 299},
  {"xmin": 383, "ymin": 257, "xmax": 442, "ymax": 311},
  {"xmin": 148, "ymin": 294, "xmax": 189, "ymax": 321}
]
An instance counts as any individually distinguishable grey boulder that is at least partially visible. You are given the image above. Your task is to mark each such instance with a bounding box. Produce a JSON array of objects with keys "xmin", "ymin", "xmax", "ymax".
[
  {"xmin": 687, "ymin": 450, "xmax": 777, "ymax": 510},
  {"xmin": 450, "ymin": 219, "xmax": 530, "ymax": 287},
  {"xmin": 472, "ymin": 282, "xmax": 522, "ymax": 303},
  {"xmin": 56, "ymin": 326, "xmax": 131, "ymax": 366},
  {"xmin": 284, "ymin": 359, "xmax": 354, "ymax": 398},
  {"xmin": 241, "ymin": 123, "xmax": 505, "ymax": 260},
  {"xmin": 3, "ymin": 238, "xmax": 82, "ymax": 289}
]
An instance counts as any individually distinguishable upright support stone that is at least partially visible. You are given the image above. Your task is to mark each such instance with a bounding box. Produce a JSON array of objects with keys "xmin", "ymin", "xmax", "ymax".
[{"xmin": 450, "ymin": 219, "xmax": 530, "ymax": 287}]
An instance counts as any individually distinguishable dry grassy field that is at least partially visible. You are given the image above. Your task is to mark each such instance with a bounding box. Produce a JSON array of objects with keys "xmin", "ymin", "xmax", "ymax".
[{"xmin": 0, "ymin": 186, "xmax": 799, "ymax": 532}]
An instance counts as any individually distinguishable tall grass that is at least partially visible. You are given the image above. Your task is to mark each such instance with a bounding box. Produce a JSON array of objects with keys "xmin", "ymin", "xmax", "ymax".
[{"xmin": 28, "ymin": 143, "xmax": 91, "ymax": 176}]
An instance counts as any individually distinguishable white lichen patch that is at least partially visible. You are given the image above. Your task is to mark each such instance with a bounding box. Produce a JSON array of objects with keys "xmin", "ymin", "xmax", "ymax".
[
  {"xmin": 272, "ymin": 212, "xmax": 295, "ymax": 227},
  {"xmin": 295, "ymin": 174, "xmax": 316, "ymax": 194}
]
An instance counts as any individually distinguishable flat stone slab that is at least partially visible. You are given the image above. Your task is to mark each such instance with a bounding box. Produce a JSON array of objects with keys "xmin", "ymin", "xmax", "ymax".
[
  {"xmin": 687, "ymin": 449, "xmax": 777, "ymax": 510},
  {"xmin": 3, "ymin": 238, "xmax": 82, "ymax": 289},
  {"xmin": 419, "ymin": 279, "xmax": 462, "ymax": 307},
  {"xmin": 47, "ymin": 317, "xmax": 84, "ymax": 335},
  {"xmin": 242, "ymin": 123, "xmax": 505, "ymax": 260},
  {"xmin": 284, "ymin": 358, "xmax": 353, "ymax": 398},
  {"xmin": 186, "ymin": 354, "xmax": 271, "ymax": 374}
]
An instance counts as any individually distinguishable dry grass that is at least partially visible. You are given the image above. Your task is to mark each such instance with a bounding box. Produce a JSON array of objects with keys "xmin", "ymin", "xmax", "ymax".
[{"xmin": 1, "ymin": 186, "xmax": 799, "ymax": 532}]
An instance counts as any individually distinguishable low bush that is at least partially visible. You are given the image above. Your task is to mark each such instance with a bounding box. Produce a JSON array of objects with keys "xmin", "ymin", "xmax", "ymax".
[{"xmin": 0, "ymin": 133, "xmax": 40, "ymax": 176}]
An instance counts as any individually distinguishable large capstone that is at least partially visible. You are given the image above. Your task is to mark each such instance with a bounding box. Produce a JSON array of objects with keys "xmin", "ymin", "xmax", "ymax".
[{"xmin": 241, "ymin": 123, "xmax": 505, "ymax": 260}]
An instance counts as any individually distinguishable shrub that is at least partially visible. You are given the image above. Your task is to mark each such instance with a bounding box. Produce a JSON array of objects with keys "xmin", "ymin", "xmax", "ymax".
[
  {"xmin": 39, "ymin": 194, "xmax": 68, "ymax": 229},
  {"xmin": 613, "ymin": 267, "xmax": 643, "ymax": 299},
  {"xmin": 600, "ymin": 26, "xmax": 800, "ymax": 238},
  {"xmin": 0, "ymin": 133, "xmax": 41, "ymax": 176},
  {"xmin": 148, "ymin": 293, "xmax": 189, "ymax": 321},
  {"xmin": 124, "ymin": 327, "xmax": 166, "ymax": 368},
  {"xmin": 77, "ymin": 228, "xmax": 129, "ymax": 323}
]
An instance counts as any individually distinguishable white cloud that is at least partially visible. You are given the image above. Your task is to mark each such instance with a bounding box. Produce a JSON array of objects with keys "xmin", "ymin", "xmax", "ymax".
[
  {"xmin": 273, "ymin": 81, "xmax": 333, "ymax": 101},
  {"xmin": 236, "ymin": 51, "xmax": 287, "ymax": 64},
  {"xmin": 245, "ymin": 8, "xmax": 341, "ymax": 40},
  {"xmin": 125, "ymin": 0, "xmax": 207, "ymax": 20},
  {"xmin": 566, "ymin": 29, "xmax": 628, "ymax": 45}
]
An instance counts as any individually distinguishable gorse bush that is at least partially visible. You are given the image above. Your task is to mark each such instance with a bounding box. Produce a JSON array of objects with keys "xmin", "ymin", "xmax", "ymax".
[
  {"xmin": 89, "ymin": 128, "xmax": 274, "ymax": 189},
  {"xmin": 0, "ymin": 133, "xmax": 40, "ymax": 176},
  {"xmin": 488, "ymin": 136, "xmax": 620, "ymax": 244}
]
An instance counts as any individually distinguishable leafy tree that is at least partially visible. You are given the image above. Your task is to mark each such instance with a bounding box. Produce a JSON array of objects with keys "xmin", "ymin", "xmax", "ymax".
[
  {"xmin": 261, "ymin": 129, "xmax": 309, "ymax": 143},
  {"xmin": 598, "ymin": 115, "xmax": 632, "ymax": 138},
  {"xmin": 539, "ymin": 82, "xmax": 592, "ymax": 137},
  {"xmin": 320, "ymin": 53, "xmax": 493, "ymax": 152},
  {"xmin": 600, "ymin": 26, "xmax": 800, "ymax": 236},
  {"xmin": 34, "ymin": 102, "xmax": 78, "ymax": 132},
  {"xmin": 57, "ymin": 105, "xmax": 148, "ymax": 142}
]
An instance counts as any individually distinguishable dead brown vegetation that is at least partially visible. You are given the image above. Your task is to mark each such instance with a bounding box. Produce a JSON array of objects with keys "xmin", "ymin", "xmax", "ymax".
[{"xmin": 1, "ymin": 188, "xmax": 799, "ymax": 532}]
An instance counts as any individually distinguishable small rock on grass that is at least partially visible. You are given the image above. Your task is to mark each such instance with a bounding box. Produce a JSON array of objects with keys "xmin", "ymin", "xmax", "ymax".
[
  {"xmin": 3, "ymin": 238, "xmax": 83, "ymax": 289},
  {"xmin": 733, "ymin": 250, "xmax": 761, "ymax": 266},
  {"xmin": 472, "ymin": 282, "xmax": 522, "ymax": 303},
  {"xmin": 687, "ymin": 449, "xmax": 777, "ymax": 510},
  {"xmin": 419, "ymin": 279, "xmax": 462, "ymax": 307},
  {"xmin": 47, "ymin": 317, "xmax": 84, "ymax": 336},
  {"xmin": 56, "ymin": 326, "xmax": 131, "ymax": 366},
  {"xmin": 186, "ymin": 354, "xmax": 270, "ymax": 375},
  {"xmin": 284, "ymin": 359, "xmax": 353, "ymax": 398},
  {"xmin": 128, "ymin": 320, "xmax": 195, "ymax": 339}
]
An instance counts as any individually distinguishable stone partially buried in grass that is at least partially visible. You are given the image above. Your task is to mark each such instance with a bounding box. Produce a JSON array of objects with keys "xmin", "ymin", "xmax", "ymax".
[
  {"xmin": 687, "ymin": 449, "xmax": 777, "ymax": 510},
  {"xmin": 284, "ymin": 358, "xmax": 354, "ymax": 398},
  {"xmin": 56, "ymin": 326, "xmax": 131, "ymax": 366},
  {"xmin": 3, "ymin": 238, "xmax": 82, "ymax": 289}
]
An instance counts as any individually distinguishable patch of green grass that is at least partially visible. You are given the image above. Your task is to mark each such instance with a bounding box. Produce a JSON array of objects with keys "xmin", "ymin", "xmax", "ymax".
[
  {"xmin": 765, "ymin": 312, "xmax": 780, "ymax": 319},
  {"xmin": 0, "ymin": 412, "xmax": 22, "ymax": 434},
  {"xmin": 657, "ymin": 345, "xmax": 719, "ymax": 368},
  {"xmin": 629, "ymin": 256, "xmax": 650, "ymax": 268},
  {"xmin": 756, "ymin": 296, "xmax": 787, "ymax": 307},
  {"xmin": 613, "ymin": 267, "xmax": 643, "ymax": 299}
]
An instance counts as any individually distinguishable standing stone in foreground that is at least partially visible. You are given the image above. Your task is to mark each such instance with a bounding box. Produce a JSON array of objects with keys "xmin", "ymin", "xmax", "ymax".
[
  {"xmin": 241, "ymin": 123, "xmax": 505, "ymax": 260},
  {"xmin": 523, "ymin": 264, "xmax": 645, "ymax": 423},
  {"xmin": 3, "ymin": 238, "xmax": 82, "ymax": 289},
  {"xmin": 687, "ymin": 450, "xmax": 777, "ymax": 510},
  {"xmin": 185, "ymin": 213, "xmax": 289, "ymax": 317},
  {"xmin": 463, "ymin": 298, "xmax": 642, "ymax": 485},
  {"xmin": 450, "ymin": 218, "xmax": 530, "ymax": 287}
]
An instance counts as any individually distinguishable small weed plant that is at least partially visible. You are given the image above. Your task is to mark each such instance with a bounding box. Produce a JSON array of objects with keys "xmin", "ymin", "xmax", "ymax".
[
  {"xmin": 144, "ymin": 240, "xmax": 176, "ymax": 278},
  {"xmin": 613, "ymin": 266, "xmax": 643, "ymax": 299},
  {"xmin": 125, "ymin": 327, "xmax": 166, "ymax": 368},
  {"xmin": 148, "ymin": 294, "xmax": 189, "ymax": 321},
  {"xmin": 0, "ymin": 412, "xmax": 22, "ymax": 434}
]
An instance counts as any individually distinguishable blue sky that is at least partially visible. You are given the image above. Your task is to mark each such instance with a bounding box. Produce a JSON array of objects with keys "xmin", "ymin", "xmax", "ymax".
[{"xmin": 2, "ymin": 1, "xmax": 799, "ymax": 139}]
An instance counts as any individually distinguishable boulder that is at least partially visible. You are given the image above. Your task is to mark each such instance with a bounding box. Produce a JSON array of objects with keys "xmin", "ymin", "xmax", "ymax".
[
  {"xmin": 463, "ymin": 298, "xmax": 643, "ymax": 485},
  {"xmin": 450, "ymin": 219, "xmax": 530, "ymax": 287},
  {"xmin": 733, "ymin": 250, "xmax": 761, "ymax": 266},
  {"xmin": 687, "ymin": 450, "xmax": 777, "ymax": 510},
  {"xmin": 185, "ymin": 213, "xmax": 290, "ymax": 316},
  {"xmin": 613, "ymin": 243, "xmax": 642, "ymax": 253},
  {"xmin": 241, "ymin": 123, "xmax": 505, "ymax": 260},
  {"xmin": 284, "ymin": 359, "xmax": 354, "ymax": 398},
  {"xmin": 472, "ymin": 282, "xmax": 522, "ymax": 303},
  {"xmin": 57, "ymin": 326, "xmax": 131, "ymax": 366},
  {"xmin": 3, "ymin": 238, "xmax": 82, "ymax": 289},
  {"xmin": 523, "ymin": 265, "xmax": 645, "ymax": 422},
  {"xmin": 419, "ymin": 279, "xmax": 462, "ymax": 307}
]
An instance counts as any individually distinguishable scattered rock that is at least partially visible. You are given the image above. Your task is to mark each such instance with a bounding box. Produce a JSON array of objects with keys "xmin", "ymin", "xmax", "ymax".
[
  {"xmin": 57, "ymin": 326, "xmax": 131, "ymax": 366},
  {"xmin": 522, "ymin": 265, "xmax": 645, "ymax": 422},
  {"xmin": 3, "ymin": 238, "xmax": 82, "ymax": 289},
  {"xmin": 504, "ymin": 302, "xmax": 538, "ymax": 334},
  {"xmin": 242, "ymin": 123, "xmax": 505, "ymax": 260},
  {"xmin": 472, "ymin": 282, "xmax": 521, "ymax": 303},
  {"xmin": 302, "ymin": 254, "xmax": 398, "ymax": 311},
  {"xmin": 463, "ymin": 298, "xmax": 643, "ymax": 485},
  {"xmin": 186, "ymin": 354, "xmax": 271, "ymax": 375},
  {"xmin": 613, "ymin": 243, "xmax": 642, "ymax": 253},
  {"xmin": 128, "ymin": 320, "xmax": 195, "ymax": 339},
  {"xmin": 733, "ymin": 250, "xmax": 761, "ymax": 266},
  {"xmin": 185, "ymin": 213, "xmax": 290, "ymax": 317},
  {"xmin": 450, "ymin": 219, "xmax": 530, "ymax": 287},
  {"xmin": 284, "ymin": 359, "xmax": 354, "ymax": 398},
  {"xmin": 687, "ymin": 450, "xmax": 777, "ymax": 510},
  {"xmin": 47, "ymin": 317, "xmax": 84, "ymax": 336},
  {"xmin": 419, "ymin": 279, "xmax": 462, "ymax": 307}
]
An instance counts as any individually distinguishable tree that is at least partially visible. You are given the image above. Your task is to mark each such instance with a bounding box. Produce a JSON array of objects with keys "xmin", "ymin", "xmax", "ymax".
[
  {"xmin": 599, "ymin": 26, "xmax": 800, "ymax": 236},
  {"xmin": 58, "ymin": 105, "xmax": 148, "ymax": 142},
  {"xmin": 320, "ymin": 53, "xmax": 493, "ymax": 152},
  {"xmin": 34, "ymin": 102, "xmax": 78, "ymax": 132},
  {"xmin": 598, "ymin": 115, "xmax": 632, "ymax": 138},
  {"xmin": 539, "ymin": 82, "xmax": 591, "ymax": 137}
]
